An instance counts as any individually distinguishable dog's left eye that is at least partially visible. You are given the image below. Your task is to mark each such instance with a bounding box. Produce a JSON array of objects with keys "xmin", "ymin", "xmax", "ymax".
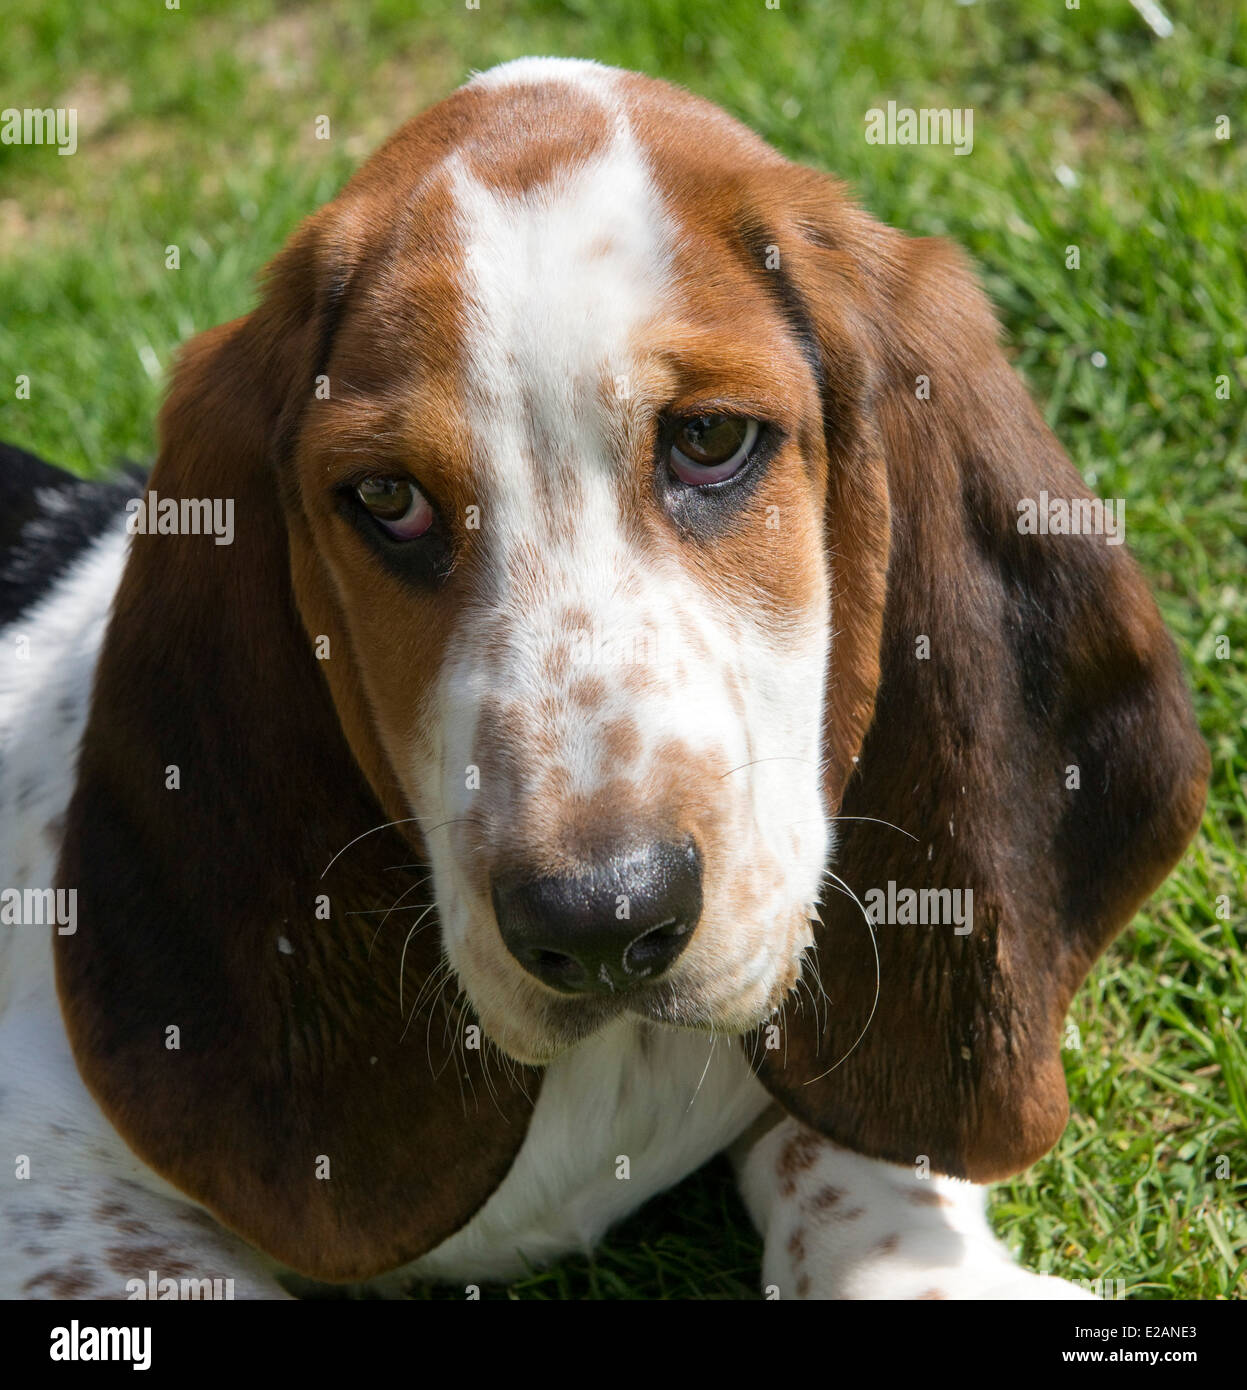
[
  {"xmin": 355, "ymin": 477, "xmax": 434, "ymax": 539},
  {"xmin": 670, "ymin": 415, "xmax": 760, "ymax": 485}
]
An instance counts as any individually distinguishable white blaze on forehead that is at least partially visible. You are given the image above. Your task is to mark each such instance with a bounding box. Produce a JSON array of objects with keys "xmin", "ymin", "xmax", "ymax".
[
  {"xmin": 442, "ymin": 80, "xmax": 679, "ymax": 674},
  {"xmin": 447, "ymin": 117, "xmax": 671, "ymax": 477}
]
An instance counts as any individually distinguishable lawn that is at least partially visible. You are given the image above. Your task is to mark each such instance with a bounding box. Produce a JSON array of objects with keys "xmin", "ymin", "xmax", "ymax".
[{"xmin": 0, "ymin": 0, "xmax": 1243, "ymax": 1299}]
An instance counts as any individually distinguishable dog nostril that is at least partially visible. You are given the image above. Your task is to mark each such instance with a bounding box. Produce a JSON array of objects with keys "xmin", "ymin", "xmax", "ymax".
[
  {"xmin": 523, "ymin": 946, "xmax": 587, "ymax": 991},
  {"xmin": 623, "ymin": 917, "xmax": 689, "ymax": 975}
]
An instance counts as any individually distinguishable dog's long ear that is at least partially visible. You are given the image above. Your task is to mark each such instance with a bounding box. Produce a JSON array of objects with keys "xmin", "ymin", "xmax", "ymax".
[
  {"xmin": 55, "ymin": 208, "xmax": 537, "ymax": 1282},
  {"xmin": 756, "ymin": 185, "xmax": 1209, "ymax": 1181}
]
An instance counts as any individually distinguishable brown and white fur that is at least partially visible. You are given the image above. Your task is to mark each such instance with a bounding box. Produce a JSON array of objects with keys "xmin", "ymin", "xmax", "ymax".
[{"xmin": 0, "ymin": 58, "xmax": 1207, "ymax": 1299}]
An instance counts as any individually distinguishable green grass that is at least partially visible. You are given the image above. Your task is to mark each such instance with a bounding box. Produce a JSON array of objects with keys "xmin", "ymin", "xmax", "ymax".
[{"xmin": 1, "ymin": 0, "xmax": 1243, "ymax": 1299}]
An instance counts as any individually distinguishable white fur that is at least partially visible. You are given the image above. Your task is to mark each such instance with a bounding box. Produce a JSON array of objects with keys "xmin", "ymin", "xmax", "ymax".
[
  {"xmin": 736, "ymin": 1117, "xmax": 1096, "ymax": 1300},
  {"xmin": 401, "ymin": 1026, "xmax": 770, "ymax": 1287}
]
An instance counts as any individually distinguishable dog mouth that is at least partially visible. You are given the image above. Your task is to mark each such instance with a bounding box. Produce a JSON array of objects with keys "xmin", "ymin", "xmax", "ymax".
[{"xmin": 472, "ymin": 958, "xmax": 802, "ymax": 1067}]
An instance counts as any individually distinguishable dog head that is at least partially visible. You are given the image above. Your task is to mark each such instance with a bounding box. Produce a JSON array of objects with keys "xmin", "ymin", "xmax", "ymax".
[{"xmin": 56, "ymin": 59, "xmax": 1207, "ymax": 1280}]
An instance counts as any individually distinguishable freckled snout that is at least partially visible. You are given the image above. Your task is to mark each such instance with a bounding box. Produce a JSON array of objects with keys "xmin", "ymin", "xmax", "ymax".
[{"xmin": 491, "ymin": 839, "xmax": 702, "ymax": 995}]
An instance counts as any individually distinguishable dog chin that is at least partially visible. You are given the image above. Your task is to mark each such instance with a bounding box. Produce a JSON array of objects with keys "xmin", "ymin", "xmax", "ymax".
[
  {"xmin": 478, "ymin": 981, "xmax": 784, "ymax": 1066},
  {"xmin": 475, "ymin": 993, "xmax": 621, "ymax": 1066}
]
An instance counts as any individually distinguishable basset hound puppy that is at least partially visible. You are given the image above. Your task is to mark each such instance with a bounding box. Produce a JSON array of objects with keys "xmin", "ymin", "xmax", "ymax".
[{"xmin": 0, "ymin": 58, "xmax": 1208, "ymax": 1301}]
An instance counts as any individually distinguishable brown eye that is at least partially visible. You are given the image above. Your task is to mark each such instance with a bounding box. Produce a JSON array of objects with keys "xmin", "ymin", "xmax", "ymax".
[
  {"xmin": 355, "ymin": 477, "xmax": 434, "ymax": 540},
  {"xmin": 670, "ymin": 416, "xmax": 759, "ymax": 485}
]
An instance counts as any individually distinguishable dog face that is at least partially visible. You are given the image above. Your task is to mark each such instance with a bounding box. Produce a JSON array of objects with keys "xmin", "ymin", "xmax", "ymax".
[
  {"xmin": 288, "ymin": 64, "xmax": 837, "ymax": 1063},
  {"xmin": 56, "ymin": 58, "xmax": 1206, "ymax": 1278}
]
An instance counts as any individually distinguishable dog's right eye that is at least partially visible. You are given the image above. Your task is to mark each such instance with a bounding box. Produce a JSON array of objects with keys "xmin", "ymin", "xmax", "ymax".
[{"xmin": 355, "ymin": 477, "xmax": 434, "ymax": 540}]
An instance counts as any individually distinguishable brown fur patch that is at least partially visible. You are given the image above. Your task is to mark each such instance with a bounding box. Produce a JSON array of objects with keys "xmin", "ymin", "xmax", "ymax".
[
  {"xmin": 106, "ymin": 1248, "xmax": 194, "ymax": 1279},
  {"xmin": 805, "ymin": 1185, "xmax": 845, "ymax": 1215},
  {"xmin": 776, "ymin": 1128, "xmax": 825, "ymax": 1197},
  {"xmin": 463, "ymin": 80, "xmax": 612, "ymax": 197}
]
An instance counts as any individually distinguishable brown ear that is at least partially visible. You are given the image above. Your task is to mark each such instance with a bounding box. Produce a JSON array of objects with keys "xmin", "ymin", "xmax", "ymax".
[
  {"xmin": 54, "ymin": 210, "xmax": 537, "ymax": 1282},
  {"xmin": 755, "ymin": 195, "xmax": 1209, "ymax": 1181}
]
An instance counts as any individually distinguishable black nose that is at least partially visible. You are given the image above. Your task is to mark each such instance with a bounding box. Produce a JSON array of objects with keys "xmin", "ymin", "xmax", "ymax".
[{"xmin": 491, "ymin": 840, "xmax": 702, "ymax": 994}]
